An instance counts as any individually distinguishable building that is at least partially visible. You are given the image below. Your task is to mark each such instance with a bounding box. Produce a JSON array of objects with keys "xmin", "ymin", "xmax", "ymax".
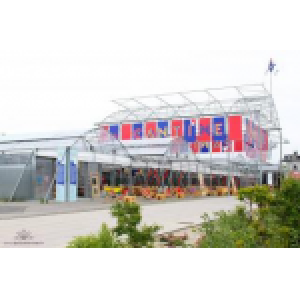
[
  {"xmin": 0, "ymin": 84, "xmax": 283, "ymax": 202},
  {"xmin": 282, "ymin": 151, "xmax": 300, "ymax": 179}
]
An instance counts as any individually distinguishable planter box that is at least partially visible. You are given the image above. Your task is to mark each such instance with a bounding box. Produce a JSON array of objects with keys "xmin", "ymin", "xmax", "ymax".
[
  {"xmin": 156, "ymin": 193, "xmax": 166, "ymax": 200},
  {"xmin": 124, "ymin": 196, "xmax": 136, "ymax": 203}
]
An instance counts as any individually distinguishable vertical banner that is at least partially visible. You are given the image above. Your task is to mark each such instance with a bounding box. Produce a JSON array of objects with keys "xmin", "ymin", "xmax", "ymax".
[
  {"xmin": 133, "ymin": 123, "xmax": 143, "ymax": 139},
  {"xmin": 121, "ymin": 124, "xmax": 131, "ymax": 140},
  {"xmin": 261, "ymin": 128, "xmax": 269, "ymax": 162},
  {"xmin": 228, "ymin": 115, "xmax": 243, "ymax": 153},
  {"xmin": 212, "ymin": 117, "xmax": 226, "ymax": 142},
  {"xmin": 228, "ymin": 115, "xmax": 242, "ymax": 141},
  {"xmin": 199, "ymin": 118, "xmax": 211, "ymax": 141},
  {"xmin": 56, "ymin": 148, "xmax": 67, "ymax": 202},
  {"xmin": 145, "ymin": 121, "xmax": 157, "ymax": 138},
  {"xmin": 158, "ymin": 121, "xmax": 169, "ymax": 138},
  {"xmin": 245, "ymin": 118, "xmax": 254, "ymax": 158},
  {"xmin": 69, "ymin": 149, "xmax": 78, "ymax": 202},
  {"xmin": 171, "ymin": 120, "xmax": 183, "ymax": 137},
  {"xmin": 184, "ymin": 119, "xmax": 196, "ymax": 142},
  {"xmin": 99, "ymin": 125, "xmax": 109, "ymax": 142},
  {"xmin": 109, "ymin": 125, "xmax": 119, "ymax": 140},
  {"xmin": 262, "ymin": 128, "xmax": 268, "ymax": 151},
  {"xmin": 252, "ymin": 121, "xmax": 258, "ymax": 150}
]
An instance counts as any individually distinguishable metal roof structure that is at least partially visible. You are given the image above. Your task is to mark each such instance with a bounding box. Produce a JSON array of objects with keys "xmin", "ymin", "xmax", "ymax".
[{"xmin": 96, "ymin": 83, "xmax": 280, "ymax": 132}]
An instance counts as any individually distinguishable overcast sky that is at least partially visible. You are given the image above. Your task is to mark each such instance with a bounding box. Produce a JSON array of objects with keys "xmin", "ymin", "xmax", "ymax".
[{"xmin": 0, "ymin": 1, "xmax": 299, "ymax": 162}]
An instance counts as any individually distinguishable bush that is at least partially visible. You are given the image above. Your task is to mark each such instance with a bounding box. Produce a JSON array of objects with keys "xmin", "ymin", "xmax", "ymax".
[
  {"xmin": 67, "ymin": 223, "xmax": 122, "ymax": 248},
  {"xmin": 198, "ymin": 206, "xmax": 289, "ymax": 248},
  {"xmin": 67, "ymin": 202, "xmax": 160, "ymax": 248},
  {"xmin": 198, "ymin": 207, "xmax": 260, "ymax": 248},
  {"xmin": 271, "ymin": 178, "xmax": 300, "ymax": 247},
  {"xmin": 198, "ymin": 181, "xmax": 298, "ymax": 248},
  {"xmin": 111, "ymin": 201, "xmax": 160, "ymax": 248}
]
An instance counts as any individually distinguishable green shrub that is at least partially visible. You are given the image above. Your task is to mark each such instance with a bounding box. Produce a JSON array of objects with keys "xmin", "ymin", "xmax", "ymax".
[
  {"xmin": 198, "ymin": 182, "xmax": 296, "ymax": 248},
  {"xmin": 271, "ymin": 178, "xmax": 300, "ymax": 247},
  {"xmin": 198, "ymin": 207, "xmax": 260, "ymax": 248},
  {"xmin": 111, "ymin": 201, "xmax": 160, "ymax": 248},
  {"xmin": 67, "ymin": 223, "xmax": 122, "ymax": 248}
]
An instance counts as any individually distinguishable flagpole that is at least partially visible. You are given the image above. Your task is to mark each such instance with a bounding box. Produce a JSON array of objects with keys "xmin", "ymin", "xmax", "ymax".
[{"xmin": 270, "ymin": 70, "xmax": 273, "ymax": 96}]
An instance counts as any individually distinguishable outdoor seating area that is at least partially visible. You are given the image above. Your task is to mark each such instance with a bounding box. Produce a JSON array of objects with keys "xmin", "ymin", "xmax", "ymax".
[{"xmin": 99, "ymin": 184, "xmax": 236, "ymax": 203}]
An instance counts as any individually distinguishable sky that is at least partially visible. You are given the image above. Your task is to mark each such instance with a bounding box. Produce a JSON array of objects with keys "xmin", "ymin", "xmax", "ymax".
[{"xmin": 0, "ymin": 0, "xmax": 299, "ymax": 163}]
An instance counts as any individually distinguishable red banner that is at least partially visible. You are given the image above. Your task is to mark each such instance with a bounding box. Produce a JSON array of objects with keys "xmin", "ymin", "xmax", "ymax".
[
  {"xmin": 199, "ymin": 118, "xmax": 211, "ymax": 141},
  {"xmin": 228, "ymin": 115, "xmax": 242, "ymax": 141},
  {"xmin": 172, "ymin": 120, "xmax": 183, "ymax": 137},
  {"xmin": 121, "ymin": 124, "xmax": 131, "ymax": 140},
  {"xmin": 145, "ymin": 122, "xmax": 157, "ymax": 138}
]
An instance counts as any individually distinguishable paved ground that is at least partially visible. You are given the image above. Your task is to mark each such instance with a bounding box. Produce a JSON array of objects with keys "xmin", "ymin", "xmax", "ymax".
[{"xmin": 0, "ymin": 196, "xmax": 240, "ymax": 248}]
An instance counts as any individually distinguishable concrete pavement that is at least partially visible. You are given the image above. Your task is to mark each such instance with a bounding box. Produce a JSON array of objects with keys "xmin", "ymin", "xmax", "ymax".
[{"xmin": 0, "ymin": 196, "xmax": 240, "ymax": 248}]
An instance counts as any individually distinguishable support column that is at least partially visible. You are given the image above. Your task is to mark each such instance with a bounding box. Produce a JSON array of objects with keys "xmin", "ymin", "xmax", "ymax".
[{"xmin": 170, "ymin": 161, "xmax": 173, "ymax": 187}]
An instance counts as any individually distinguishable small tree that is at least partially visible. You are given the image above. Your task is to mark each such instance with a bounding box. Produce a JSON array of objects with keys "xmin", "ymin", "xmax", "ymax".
[{"xmin": 111, "ymin": 201, "xmax": 160, "ymax": 248}]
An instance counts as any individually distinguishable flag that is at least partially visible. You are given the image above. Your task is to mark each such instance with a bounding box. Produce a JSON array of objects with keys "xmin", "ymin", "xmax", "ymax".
[
  {"xmin": 145, "ymin": 121, "xmax": 157, "ymax": 138},
  {"xmin": 184, "ymin": 119, "xmax": 196, "ymax": 142},
  {"xmin": 158, "ymin": 121, "xmax": 169, "ymax": 138},
  {"xmin": 121, "ymin": 124, "xmax": 131, "ymax": 140},
  {"xmin": 133, "ymin": 123, "xmax": 143, "ymax": 140},
  {"xmin": 172, "ymin": 120, "xmax": 183, "ymax": 137},
  {"xmin": 199, "ymin": 118, "xmax": 211, "ymax": 141},
  {"xmin": 268, "ymin": 58, "xmax": 276, "ymax": 73},
  {"xmin": 212, "ymin": 117, "xmax": 226, "ymax": 141}
]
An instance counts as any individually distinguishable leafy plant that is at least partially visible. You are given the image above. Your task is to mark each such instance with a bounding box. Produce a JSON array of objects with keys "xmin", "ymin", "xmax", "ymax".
[
  {"xmin": 111, "ymin": 201, "xmax": 160, "ymax": 248},
  {"xmin": 198, "ymin": 207, "xmax": 260, "ymax": 248},
  {"xmin": 67, "ymin": 223, "xmax": 122, "ymax": 248},
  {"xmin": 198, "ymin": 182, "xmax": 296, "ymax": 248},
  {"xmin": 271, "ymin": 178, "xmax": 300, "ymax": 247}
]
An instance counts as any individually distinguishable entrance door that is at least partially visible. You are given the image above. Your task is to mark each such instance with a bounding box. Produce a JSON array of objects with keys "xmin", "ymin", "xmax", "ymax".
[{"xmin": 90, "ymin": 172, "xmax": 100, "ymax": 198}]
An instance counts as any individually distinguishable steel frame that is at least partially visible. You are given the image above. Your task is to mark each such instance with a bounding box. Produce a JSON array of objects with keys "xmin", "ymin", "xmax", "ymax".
[{"xmin": 96, "ymin": 83, "xmax": 280, "ymax": 132}]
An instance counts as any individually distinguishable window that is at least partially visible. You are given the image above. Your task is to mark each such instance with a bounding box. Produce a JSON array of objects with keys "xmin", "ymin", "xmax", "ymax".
[{"xmin": 294, "ymin": 165, "xmax": 298, "ymax": 171}]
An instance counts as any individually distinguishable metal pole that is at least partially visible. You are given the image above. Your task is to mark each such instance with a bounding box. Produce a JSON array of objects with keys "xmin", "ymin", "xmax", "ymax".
[
  {"xmin": 258, "ymin": 111, "xmax": 263, "ymax": 185},
  {"xmin": 227, "ymin": 114, "xmax": 231, "ymax": 196},
  {"xmin": 99, "ymin": 163, "xmax": 103, "ymax": 197},
  {"xmin": 279, "ymin": 128, "xmax": 283, "ymax": 187},
  {"xmin": 170, "ymin": 160, "xmax": 173, "ymax": 187},
  {"xmin": 129, "ymin": 164, "xmax": 133, "ymax": 196},
  {"xmin": 188, "ymin": 158, "xmax": 191, "ymax": 186},
  {"xmin": 210, "ymin": 141, "xmax": 212, "ymax": 191},
  {"xmin": 196, "ymin": 161, "xmax": 199, "ymax": 187}
]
